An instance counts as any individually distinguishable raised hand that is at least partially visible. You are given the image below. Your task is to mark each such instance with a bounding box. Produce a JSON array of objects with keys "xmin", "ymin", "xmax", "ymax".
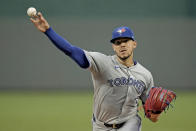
[{"xmin": 30, "ymin": 12, "xmax": 50, "ymax": 33}]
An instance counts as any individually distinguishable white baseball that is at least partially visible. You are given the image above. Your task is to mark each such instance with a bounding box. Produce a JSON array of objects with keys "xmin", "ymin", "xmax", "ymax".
[{"xmin": 27, "ymin": 7, "xmax": 37, "ymax": 17}]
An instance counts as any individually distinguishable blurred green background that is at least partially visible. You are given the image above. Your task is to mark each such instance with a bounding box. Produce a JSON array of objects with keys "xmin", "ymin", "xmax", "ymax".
[
  {"xmin": 0, "ymin": 0, "xmax": 196, "ymax": 131},
  {"xmin": 0, "ymin": 91, "xmax": 195, "ymax": 131}
]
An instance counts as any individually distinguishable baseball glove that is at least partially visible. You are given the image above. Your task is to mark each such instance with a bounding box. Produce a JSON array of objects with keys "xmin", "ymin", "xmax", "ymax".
[{"xmin": 143, "ymin": 87, "xmax": 176, "ymax": 118}]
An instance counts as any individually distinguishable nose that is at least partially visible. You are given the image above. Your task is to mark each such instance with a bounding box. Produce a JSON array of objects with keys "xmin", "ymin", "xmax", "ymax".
[{"xmin": 120, "ymin": 42, "xmax": 126, "ymax": 46}]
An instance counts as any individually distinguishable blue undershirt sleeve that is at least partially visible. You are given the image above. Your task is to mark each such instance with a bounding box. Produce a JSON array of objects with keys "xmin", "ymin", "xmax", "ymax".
[{"xmin": 44, "ymin": 27, "xmax": 89, "ymax": 69}]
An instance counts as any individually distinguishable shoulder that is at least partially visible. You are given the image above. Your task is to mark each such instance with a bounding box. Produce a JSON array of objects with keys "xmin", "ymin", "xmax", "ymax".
[
  {"xmin": 83, "ymin": 50, "xmax": 113, "ymax": 72},
  {"xmin": 136, "ymin": 63, "xmax": 152, "ymax": 75},
  {"xmin": 84, "ymin": 50, "xmax": 108, "ymax": 56},
  {"xmin": 84, "ymin": 50, "xmax": 111, "ymax": 61},
  {"xmin": 134, "ymin": 62, "xmax": 153, "ymax": 82}
]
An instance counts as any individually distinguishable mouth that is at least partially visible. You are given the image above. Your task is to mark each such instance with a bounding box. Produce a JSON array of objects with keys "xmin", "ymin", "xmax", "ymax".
[{"xmin": 120, "ymin": 49, "xmax": 127, "ymax": 53}]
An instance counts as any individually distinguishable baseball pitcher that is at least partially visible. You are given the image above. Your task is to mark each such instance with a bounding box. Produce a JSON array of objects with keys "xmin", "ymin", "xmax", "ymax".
[{"xmin": 30, "ymin": 12, "xmax": 176, "ymax": 131}]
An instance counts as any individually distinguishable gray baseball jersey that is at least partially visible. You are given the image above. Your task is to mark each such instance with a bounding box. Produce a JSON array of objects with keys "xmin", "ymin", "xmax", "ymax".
[{"xmin": 84, "ymin": 51, "xmax": 154, "ymax": 128}]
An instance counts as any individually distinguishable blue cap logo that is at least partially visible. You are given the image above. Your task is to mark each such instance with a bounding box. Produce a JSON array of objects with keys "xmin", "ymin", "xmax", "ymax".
[
  {"xmin": 117, "ymin": 28, "xmax": 126, "ymax": 35},
  {"xmin": 110, "ymin": 26, "xmax": 135, "ymax": 43}
]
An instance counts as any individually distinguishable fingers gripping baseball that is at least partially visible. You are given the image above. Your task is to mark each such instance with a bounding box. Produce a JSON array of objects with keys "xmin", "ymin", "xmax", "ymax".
[{"xmin": 30, "ymin": 12, "xmax": 50, "ymax": 32}]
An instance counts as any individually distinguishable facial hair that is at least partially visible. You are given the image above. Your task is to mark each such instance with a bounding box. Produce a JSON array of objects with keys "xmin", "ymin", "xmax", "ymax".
[
  {"xmin": 117, "ymin": 54, "xmax": 131, "ymax": 61},
  {"xmin": 117, "ymin": 51, "xmax": 133, "ymax": 61}
]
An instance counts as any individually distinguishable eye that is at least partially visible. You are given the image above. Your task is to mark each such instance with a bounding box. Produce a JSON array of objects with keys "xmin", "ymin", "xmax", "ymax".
[
  {"xmin": 114, "ymin": 40, "xmax": 121, "ymax": 45},
  {"xmin": 122, "ymin": 39, "xmax": 129, "ymax": 43},
  {"xmin": 113, "ymin": 39, "xmax": 130, "ymax": 45},
  {"xmin": 116, "ymin": 41, "xmax": 121, "ymax": 45}
]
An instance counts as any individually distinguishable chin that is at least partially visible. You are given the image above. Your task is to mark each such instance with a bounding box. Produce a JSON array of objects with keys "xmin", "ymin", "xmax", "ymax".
[{"xmin": 119, "ymin": 55, "xmax": 130, "ymax": 61}]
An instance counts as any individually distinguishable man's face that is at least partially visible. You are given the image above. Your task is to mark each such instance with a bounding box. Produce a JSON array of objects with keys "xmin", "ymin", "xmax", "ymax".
[{"xmin": 112, "ymin": 38, "xmax": 137, "ymax": 60}]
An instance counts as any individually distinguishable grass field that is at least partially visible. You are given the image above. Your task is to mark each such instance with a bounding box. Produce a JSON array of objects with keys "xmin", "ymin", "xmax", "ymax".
[{"xmin": 0, "ymin": 90, "xmax": 195, "ymax": 131}]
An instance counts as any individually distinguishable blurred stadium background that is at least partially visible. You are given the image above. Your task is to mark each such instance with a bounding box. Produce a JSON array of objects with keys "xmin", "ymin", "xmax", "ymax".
[{"xmin": 0, "ymin": 0, "xmax": 196, "ymax": 131}]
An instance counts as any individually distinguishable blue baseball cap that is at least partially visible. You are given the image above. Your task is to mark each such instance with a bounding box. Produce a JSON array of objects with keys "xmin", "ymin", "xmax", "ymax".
[{"xmin": 110, "ymin": 26, "xmax": 135, "ymax": 43}]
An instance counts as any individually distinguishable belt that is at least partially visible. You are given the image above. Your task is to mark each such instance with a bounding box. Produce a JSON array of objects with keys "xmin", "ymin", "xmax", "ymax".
[
  {"xmin": 93, "ymin": 114, "xmax": 126, "ymax": 129},
  {"xmin": 104, "ymin": 122, "xmax": 126, "ymax": 129}
]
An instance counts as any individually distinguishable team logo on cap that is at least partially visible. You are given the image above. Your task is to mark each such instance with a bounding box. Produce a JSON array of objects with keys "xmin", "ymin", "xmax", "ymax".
[{"xmin": 117, "ymin": 28, "xmax": 126, "ymax": 35}]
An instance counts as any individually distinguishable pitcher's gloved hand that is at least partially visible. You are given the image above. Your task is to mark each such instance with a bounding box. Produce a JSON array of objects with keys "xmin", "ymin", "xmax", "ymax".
[{"xmin": 143, "ymin": 87, "xmax": 176, "ymax": 122}]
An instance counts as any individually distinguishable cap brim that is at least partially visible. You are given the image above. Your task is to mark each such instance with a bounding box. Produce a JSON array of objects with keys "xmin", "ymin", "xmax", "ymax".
[{"xmin": 110, "ymin": 37, "xmax": 134, "ymax": 43}]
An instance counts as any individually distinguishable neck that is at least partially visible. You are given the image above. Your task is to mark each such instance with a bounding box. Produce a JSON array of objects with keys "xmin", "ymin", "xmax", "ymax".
[{"xmin": 117, "ymin": 53, "xmax": 134, "ymax": 67}]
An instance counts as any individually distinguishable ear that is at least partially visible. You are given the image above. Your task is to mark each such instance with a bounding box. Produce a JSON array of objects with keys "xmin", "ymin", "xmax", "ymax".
[
  {"xmin": 112, "ymin": 44, "xmax": 116, "ymax": 51},
  {"xmin": 133, "ymin": 41, "xmax": 137, "ymax": 48}
]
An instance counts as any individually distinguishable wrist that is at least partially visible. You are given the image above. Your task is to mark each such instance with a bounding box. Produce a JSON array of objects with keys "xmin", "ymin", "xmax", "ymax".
[
  {"xmin": 44, "ymin": 27, "xmax": 52, "ymax": 34},
  {"xmin": 149, "ymin": 113, "xmax": 161, "ymax": 122},
  {"xmin": 45, "ymin": 25, "xmax": 50, "ymax": 32}
]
